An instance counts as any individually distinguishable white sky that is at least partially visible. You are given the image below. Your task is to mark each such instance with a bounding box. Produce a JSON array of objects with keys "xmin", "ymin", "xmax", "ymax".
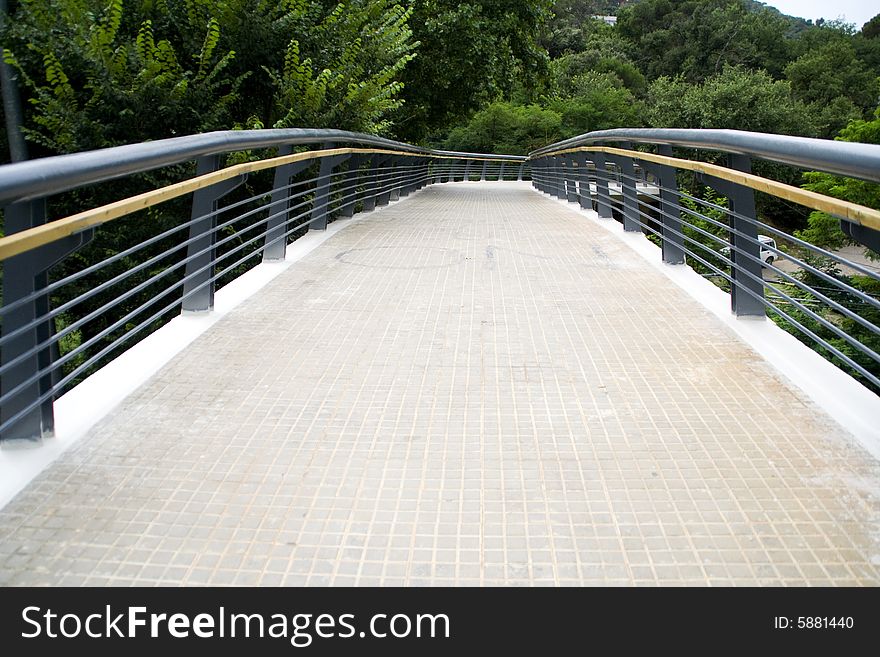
[{"xmin": 763, "ymin": 1, "xmax": 877, "ymax": 28}]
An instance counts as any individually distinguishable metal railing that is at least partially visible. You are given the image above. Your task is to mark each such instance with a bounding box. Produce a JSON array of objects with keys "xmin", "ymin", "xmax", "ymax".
[
  {"xmin": 528, "ymin": 128, "xmax": 880, "ymax": 395},
  {"xmin": 0, "ymin": 129, "xmax": 527, "ymax": 443}
]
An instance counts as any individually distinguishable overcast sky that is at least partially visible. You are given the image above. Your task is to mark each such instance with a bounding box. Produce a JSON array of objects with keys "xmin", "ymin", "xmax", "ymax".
[{"xmin": 763, "ymin": 1, "xmax": 877, "ymax": 28}]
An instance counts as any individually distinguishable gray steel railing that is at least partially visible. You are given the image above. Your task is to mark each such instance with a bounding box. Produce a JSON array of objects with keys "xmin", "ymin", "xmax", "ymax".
[
  {"xmin": 528, "ymin": 129, "xmax": 880, "ymax": 395},
  {"xmin": 0, "ymin": 129, "xmax": 527, "ymax": 443}
]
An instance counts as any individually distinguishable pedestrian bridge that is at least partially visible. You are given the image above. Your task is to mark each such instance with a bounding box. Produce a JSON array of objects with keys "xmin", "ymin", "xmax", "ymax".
[{"xmin": 0, "ymin": 129, "xmax": 879, "ymax": 585}]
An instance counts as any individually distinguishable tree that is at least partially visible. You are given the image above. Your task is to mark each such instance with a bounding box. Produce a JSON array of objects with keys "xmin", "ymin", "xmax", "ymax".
[
  {"xmin": 617, "ymin": 0, "xmax": 793, "ymax": 82},
  {"xmin": 548, "ymin": 71, "xmax": 643, "ymax": 136},
  {"xmin": 860, "ymin": 12, "xmax": 880, "ymax": 39},
  {"xmin": 644, "ymin": 66, "xmax": 814, "ymax": 135},
  {"xmin": 785, "ymin": 40, "xmax": 879, "ymax": 121},
  {"xmin": 2, "ymin": 0, "xmax": 419, "ymax": 156},
  {"xmin": 444, "ymin": 101, "xmax": 562, "ymax": 154},
  {"xmin": 395, "ymin": 0, "xmax": 554, "ymax": 141}
]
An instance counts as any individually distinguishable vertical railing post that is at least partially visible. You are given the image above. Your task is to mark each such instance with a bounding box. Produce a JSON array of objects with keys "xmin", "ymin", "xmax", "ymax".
[
  {"xmin": 464, "ymin": 160, "xmax": 472, "ymax": 182},
  {"xmin": 608, "ymin": 144, "xmax": 640, "ymax": 231},
  {"xmin": 535, "ymin": 158, "xmax": 547, "ymax": 193},
  {"xmin": 552, "ymin": 156, "xmax": 565, "ymax": 199},
  {"xmin": 727, "ymin": 154, "xmax": 765, "ymax": 318},
  {"xmin": 416, "ymin": 158, "xmax": 430, "ymax": 190},
  {"xmin": 445, "ymin": 158, "xmax": 456, "ymax": 184},
  {"xmin": 182, "ymin": 155, "xmax": 245, "ymax": 313},
  {"xmin": 339, "ymin": 154, "xmax": 367, "ymax": 216},
  {"xmin": 517, "ymin": 163, "xmax": 525, "ymax": 181},
  {"xmin": 362, "ymin": 154, "xmax": 382, "ymax": 212},
  {"xmin": 389, "ymin": 156, "xmax": 405, "ymax": 201},
  {"xmin": 701, "ymin": 155, "xmax": 765, "ymax": 317},
  {"xmin": 656, "ymin": 146, "xmax": 685, "ymax": 264},
  {"xmin": 641, "ymin": 154, "xmax": 685, "ymax": 265},
  {"xmin": 574, "ymin": 152, "xmax": 592, "ymax": 210},
  {"xmin": 565, "ymin": 155, "xmax": 578, "ymax": 203},
  {"xmin": 480, "ymin": 160, "xmax": 488, "ymax": 182},
  {"xmin": 263, "ymin": 146, "xmax": 311, "ymax": 261},
  {"xmin": 1, "ymin": 200, "xmax": 49, "ymax": 443},
  {"xmin": 377, "ymin": 155, "xmax": 396, "ymax": 206},
  {"xmin": 592, "ymin": 151, "xmax": 614, "ymax": 220},
  {"xmin": 498, "ymin": 162, "xmax": 505, "ymax": 182},
  {"xmin": 309, "ymin": 145, "xmax": 352, "ymax": 231}
]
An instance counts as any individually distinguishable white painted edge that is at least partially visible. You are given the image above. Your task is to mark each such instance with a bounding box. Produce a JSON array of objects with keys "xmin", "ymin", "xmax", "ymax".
[
  {"xmin": 0, "ymin": 192, "xmax": 418, "ymax": 510},
  {"xmin": 537, "ymin": 188, "xmax": 880, "ymax": 462}
]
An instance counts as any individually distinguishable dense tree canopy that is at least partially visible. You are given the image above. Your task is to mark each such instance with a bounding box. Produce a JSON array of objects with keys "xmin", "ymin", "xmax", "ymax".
[{"xmin": 394, "ymin": 0, "xmax": 553, "ymax": 141}]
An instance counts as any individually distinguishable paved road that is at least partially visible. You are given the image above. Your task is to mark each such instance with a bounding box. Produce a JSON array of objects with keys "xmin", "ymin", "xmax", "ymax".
[{"xmin": 1, "ymin": 182, "xmax": 878, "ymax": 585}]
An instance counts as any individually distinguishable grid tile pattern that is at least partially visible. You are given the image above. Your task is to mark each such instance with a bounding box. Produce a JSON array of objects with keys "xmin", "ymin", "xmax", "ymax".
[{"xmin": 1, "ymin": 181, "xmax": 879, "ymax": 586}]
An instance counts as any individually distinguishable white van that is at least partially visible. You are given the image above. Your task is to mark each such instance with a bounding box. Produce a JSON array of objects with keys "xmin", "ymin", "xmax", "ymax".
[{"xmin": 721, "ymin": 235, "xmax": 778, "ymax": 266}]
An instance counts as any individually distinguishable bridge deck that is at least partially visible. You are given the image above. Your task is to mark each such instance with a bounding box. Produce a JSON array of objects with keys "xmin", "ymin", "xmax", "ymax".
[{"xmin": 1, "ymin": 182, "xmax": 878, "ymax": 586}]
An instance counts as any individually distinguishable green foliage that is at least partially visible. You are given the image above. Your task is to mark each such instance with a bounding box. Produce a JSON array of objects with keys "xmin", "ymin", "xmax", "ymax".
[
  {"xmin": 444, "ymin": 102, "xmax": 562, "ymax": 155},
  {"xmin": 396, "ymin": 0, "xmax": 554, "ymax": 141},
  {"xmin": 773, "ymin": 108, "xmax": 880, "ymax": 392},
  {"xmin": 863, "ymin": 13, "xmax": 880, "ymax": 39},
  {"xmin": 785, "ymin": 40, "xmax": 879, "ymax": 117},
  {"xmin": 796, "ymin": 108, "xmax": 880, "ymax": 256},
  {"xmin": 617, "ymin": 0, "xmax": 793, "ymax": 82},
  {"xmin": 270, "ymin": 1, "xmax": 416, "ymax": 134},
  {"xmin": 645, "ymin": 66, "xmax": 815, "ymax": 136},
  {"xmin": 547, "ymin": 71, "xmax": 642, "ymax": 135},
  {"xmin": 2, "ymin": 0, "xmax": 418, "ymax": 156},
  {"xmin": 3, "ymin": 0, "xmax": 243, "ymax": 154}
]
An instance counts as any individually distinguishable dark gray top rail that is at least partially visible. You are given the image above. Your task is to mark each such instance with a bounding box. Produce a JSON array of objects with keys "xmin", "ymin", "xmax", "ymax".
[
  {"xmin": 528, "ymin": 128, "xmax": 880, "ymax": 183},
  {"xmin": 0, "ymin": 129, "xmax": 525, "ymax": 205}
]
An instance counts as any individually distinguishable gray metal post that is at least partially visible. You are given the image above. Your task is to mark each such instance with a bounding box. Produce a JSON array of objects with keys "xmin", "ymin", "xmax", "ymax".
[
  {"xmin": 657, "ymin": 145, "xmax": 685, "ymax": 264},
  {"xmin": 362, "ymin": 155, "xmax": 381, "ymax": 212},
  {"xmin": 550, "ymin": 156, "xmax": 563, "ymax": 199},
  {"xmin": 444, "ymin": 158, "xmax": 455, "ymax": 184},
  {"xmin": 498, "ymin": 162, "xmax": 505, "ymax": 182},
  {"xmin": 480, "ymin": 161, "xmax": 488, "ymax": 182},
  {"xmin": 592, "ymin": 152, "xmax": 614, "ymax": 220},
  {"xmin": 377, "ymin": 155, "xmax": 396, "ymax": 206},
  {"xmin": 339, "ymin": 154, "xmax": 367, "ymax": 215},
  {"xmin": 534, "ymin": 159, "xmax": 547, "ymax": 193},
  {"xmin": 389, "ymin": 156, "xmax": 405, "ymax": 201},
  {"xmin": 517, "ymin": 163, "xmax": 525, "ymax": 181},
  {"xmin": 1, "ymin": 201, "xmax": 91, "ymax": 443},
  {"xmin": 182, "ymin": 155, "xmax": 246, "ymax": 312},
  {"xmin": 310, "ymin": 146, "xmax": 351, "ymax": 231},
  {"xmin": 263, "ymin": 146, "xmax": 311, "ymax": 261},
  {"xmin": 703, "ymin": 155, "xmax": 765, "ymax": 317},
  {"xmin": 464, "ymin": 160, "xmax": 472, "ymax": 182},
  {"xmin": 565, "ymin": 156, "xmax": 578, "ymax": 203},
  {"xmin": 574, "ymin": 152, "xmax": 592, "ymax": 210},
  {"xmin": 417, "ymin": 158, "xmax": 430, "ymax": 190},
  {"xmin": 1, "ymin": 201, "xmax": 48, "ymax": 443},
  {"xmin": 641, "ymin": 158, "xmax": 685, "ymax": 265},
  {"xmin": 727, "ymin": 154, "xmax": 765, "ymax": 317},
  {"xmin": 609, "ymin": 146, "xmax": 640, "ymax": 231}
]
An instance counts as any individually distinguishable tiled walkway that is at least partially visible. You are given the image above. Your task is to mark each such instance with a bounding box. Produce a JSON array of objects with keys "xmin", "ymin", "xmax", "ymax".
[{"xmin": 1, "ymin": 182, "xmax": 879, "ymax": 586}]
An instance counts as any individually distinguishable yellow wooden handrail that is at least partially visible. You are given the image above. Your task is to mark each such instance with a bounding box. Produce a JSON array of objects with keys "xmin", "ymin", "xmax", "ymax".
[
  {"xmin": 537, "ymin": 146, "xmax": 880, "ymax": 232},
  {"xmin": 0, "ymin": 147, "xmax": 523, "ymax": 261}
]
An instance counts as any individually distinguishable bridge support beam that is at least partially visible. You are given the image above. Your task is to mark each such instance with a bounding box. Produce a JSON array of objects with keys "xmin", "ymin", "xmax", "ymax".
[
  {"xmin": 338, "ymin": 154, "xmax": 367, "ymax": 217},
  {"xmin": 608, "ymin": 145, "xmax": 640, "ymax": 232},
  {"xmin": 702, "ymin": 154, "xmax": 765, "ymax": 318},
  {"xmin": 574, "ymin": 152, "xmax": 592, "ymax": 211},
  {"xmin": 641, "ymin": 145, "xmax": 685, "ymax": 265},
  {"xmin": 310, "ymin": 146, "xmax": 352, "ymax": 231},
  {"xmin": 182, "ymin": 155, "xmax": 247, "ymax": 313},
  {"xmin": 0, "ymin": 201, "xmax": 92, "ymax": 444},
  {"xmin": 591, "ymin": 152, "xmax": 614, "ymax": 220},
  {"xmin": 564, "ymin": 155, "xmax": 578, "ymax": 203},
  {"xmin": 263, "ymin": 146, "xmax": 312, "ymax": 262}
]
